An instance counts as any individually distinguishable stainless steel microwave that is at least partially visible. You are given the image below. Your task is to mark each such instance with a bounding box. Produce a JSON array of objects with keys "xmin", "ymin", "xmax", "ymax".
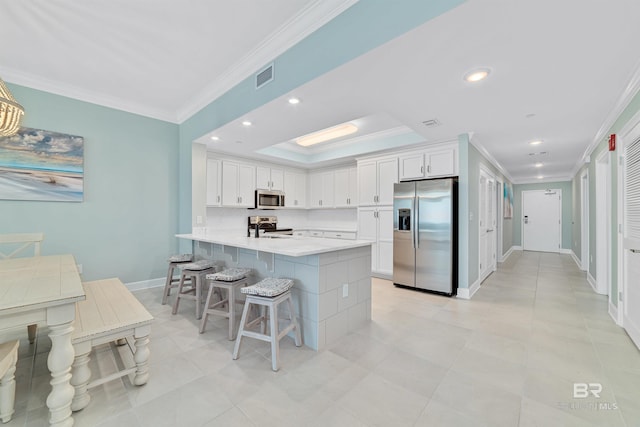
[{"xmin": 254, "ymin": 189, "xmax": 285, "ymax": 209}]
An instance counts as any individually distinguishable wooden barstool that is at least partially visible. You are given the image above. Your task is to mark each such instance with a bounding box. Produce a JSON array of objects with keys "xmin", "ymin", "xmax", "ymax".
[
  {"xmin": 161, "ymin": 254, "xmax": 193, "ymax": 305},
  {"xmin": 171, "ymin": 260, "xmax": 218, "ymax": 319},
  {"xmin": 0, "ymin": 340, "xmax": 19, "ymax": 423},
  {"xmin": 200, "ymin": 268, "xmax": 252, "ymax": 339},
  {"xmin": 232, "ymin": 278, "xmax": 301, "ymax": 371}
]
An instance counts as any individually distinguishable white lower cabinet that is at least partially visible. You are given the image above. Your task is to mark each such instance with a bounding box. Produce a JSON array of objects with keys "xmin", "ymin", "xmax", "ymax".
[{"xmin": 358, "ymin": 206, "xmax": 393, "ymax": 276}]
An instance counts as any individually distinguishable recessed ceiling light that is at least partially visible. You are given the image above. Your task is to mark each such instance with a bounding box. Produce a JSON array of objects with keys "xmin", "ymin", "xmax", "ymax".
[
  {"xmin": 537, "ymin": 175, "xmax": 544, "ymax": 179},
  {"xmin": 535, "ymin": 162, "xmax": 543, "ymax": 168},
  {"xmin": 288, "ymin": 97, "xmax": 300, "ymax": 105},
  {"xmin": 296, "ymin": 123, "xmax": 358, "ymax": 147},
  {"xmin": 210, "ymin": 136, "xmax": 220, "ymax": 141},
  {"xmin": 529, "ymin": 140, "xmax": 543, "ymax": 146},
  {"xmin": 242, "ymin": 120, "xmax": 252, "ymax": 127},
  {"xmin": 464, "ymin": 68, "xmax": 491, "ymax": 83}
]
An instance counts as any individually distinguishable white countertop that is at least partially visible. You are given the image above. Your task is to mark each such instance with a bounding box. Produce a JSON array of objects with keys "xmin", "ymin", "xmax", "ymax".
[{"xmin": 177, "ymin": 233, "xmax": 373, "ymax": 257}]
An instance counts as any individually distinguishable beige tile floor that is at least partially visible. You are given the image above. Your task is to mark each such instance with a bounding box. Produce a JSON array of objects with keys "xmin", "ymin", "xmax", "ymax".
[{"xmin": 9, "ymin": 251, "xmax": 640, "ymax": 426}]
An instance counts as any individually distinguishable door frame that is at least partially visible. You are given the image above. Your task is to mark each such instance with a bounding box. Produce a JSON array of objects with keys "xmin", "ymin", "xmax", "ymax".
[
  {"xmin": 594, "ymin": 150, "xmax": 611, "ymax": 295},
  {"xmin": 496, "ymin": 177, "xmax": 504, "ymax": 262},
  {"xmin": 581, "ymin": 170, "xmax": 589, "ymax": 271},
  {"xmin": 521, "ymin": 189, "xmax": 562, "ymax": 252}
]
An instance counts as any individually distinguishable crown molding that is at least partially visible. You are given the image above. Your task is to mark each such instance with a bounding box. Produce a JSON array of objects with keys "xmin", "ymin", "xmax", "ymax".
[
  {"xmin": 0, "ymin": 67, "xmax": 179, "ymax": 123},
  {"xmin": 571, "ymin": 56, "xmax": 640, "ymax": 178},
  {"xmin": 174, "ymin": 0, "xmax": 359, "ymax": 123},
  {"xmin": 1, "ymin": 0, "xmax": 358, "ymax": 124},
  {"xmin": 467, "ymin": 133, "xmax": 515, "ymax": 184}
]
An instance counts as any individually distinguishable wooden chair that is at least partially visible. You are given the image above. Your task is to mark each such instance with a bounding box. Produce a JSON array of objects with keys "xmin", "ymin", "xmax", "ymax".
[
  {"xmin": 0, "ymin": 233, "xmax": 45, "ymax": 343},
  {"xmin": 0, "ymin": 233, "xmax": 43, "ymax": 259},
  {"xmin": 0, "ymin": 340, "xmax": 19, "ymax": 423}
]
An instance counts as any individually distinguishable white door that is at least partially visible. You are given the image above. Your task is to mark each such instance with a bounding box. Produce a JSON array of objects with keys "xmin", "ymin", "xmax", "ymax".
[
  {"xmin": 479, "ymin": 169, "xmax": 497, "ymax": 281},
  {"xmin": 622, "ymin": 125, "xmax": 640, "ymax": 348},
  {"xmin": 522, "ymin": 190, "xmax": 561, "ymax": 252}
]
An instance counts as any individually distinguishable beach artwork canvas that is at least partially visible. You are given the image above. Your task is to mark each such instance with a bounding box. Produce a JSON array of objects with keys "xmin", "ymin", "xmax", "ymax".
[{"xmin": 0, "ymin": 127, "xmax": 84, "ymax": 202}]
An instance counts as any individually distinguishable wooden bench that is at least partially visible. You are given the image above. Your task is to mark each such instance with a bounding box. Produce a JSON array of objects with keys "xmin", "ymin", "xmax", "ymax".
[{"xmin": 70, "ymin": 278, "xmax": 153, "ymax": 412}]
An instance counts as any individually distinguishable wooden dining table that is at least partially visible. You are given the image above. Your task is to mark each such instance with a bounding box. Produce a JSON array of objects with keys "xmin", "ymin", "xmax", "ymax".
[{"xmin": 0, "ymin": 254, "xmax": 85, "ymax": 427}]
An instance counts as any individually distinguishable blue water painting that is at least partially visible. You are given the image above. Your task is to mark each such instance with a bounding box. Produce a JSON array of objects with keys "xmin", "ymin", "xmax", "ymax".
[{"xmin": 0, "ymin": 127, "xmax": 84, "ymax": 202}]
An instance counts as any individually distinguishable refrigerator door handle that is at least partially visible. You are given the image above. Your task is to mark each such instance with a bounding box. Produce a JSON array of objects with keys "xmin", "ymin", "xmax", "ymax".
[{"xmin": 413, "ymin": 197, "xmax": 419, "ymax": 249}]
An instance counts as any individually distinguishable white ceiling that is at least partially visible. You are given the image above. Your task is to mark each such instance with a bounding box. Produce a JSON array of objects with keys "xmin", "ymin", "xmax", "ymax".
[{"xmin": 2, "ymin": 0, "xmax": 640, "ymax": 183}]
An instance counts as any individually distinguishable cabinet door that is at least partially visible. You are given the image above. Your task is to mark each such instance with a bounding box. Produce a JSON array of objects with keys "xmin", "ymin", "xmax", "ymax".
[
  {"xmin": 358, "ymin": 208, "xmax": 378, "ymax": 270},
  {"xmin": 348, "ymin": 167, "xmax": 357, "ymax": 206},
  {"xmin": 426, "ymin": 148, "xmax": 455, "ymax": 177},
  {"xmin": 237, "ymin": 164, "xmax": 255, "ymax": 207},
  {"xmin": 334, "ymin": 168, "xmax": 350, "ymax": 208},
  {"xmin": 206, "ymin": 159, "xmax": 221, "ymax": 206},
  {"xmin": 221, "ymin": 161, "xmax": 239, "ymax": 206},
  {"xmin": 377, "ymin": 158, "xmax": 398, "ymax": 205},
  {"xmin": 255, "ymin": 166, "xmax": 271, "ymax": 190},
  {"xmin": 358, "ymin": 161, "xmax": 378, "ymax": 206},
  {"xmin": 321, "ymin": 171, "xmax": 334, "ymax": 208},
  {"xmin": 399, "ymin": 153, "xmax": 425, "ymax": 181},
  {"xmin": 308, "ymin": 172, "xmax": 323, "ymax": 208},
  {"xmin": 270, "ymin": 168, "xmax": 284, "ymax": 191}
]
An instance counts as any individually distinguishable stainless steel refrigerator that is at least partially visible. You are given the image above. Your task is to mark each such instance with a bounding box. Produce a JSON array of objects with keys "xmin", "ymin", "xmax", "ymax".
[{"xmin": 393, "ymin": 178, "xmax": 458, "ymax": 295}]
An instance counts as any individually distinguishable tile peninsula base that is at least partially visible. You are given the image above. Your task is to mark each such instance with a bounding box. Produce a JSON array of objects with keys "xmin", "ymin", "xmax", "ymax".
[{"xmin": 192, "ymin": 241, "xmax": 372, "ymax": 350}]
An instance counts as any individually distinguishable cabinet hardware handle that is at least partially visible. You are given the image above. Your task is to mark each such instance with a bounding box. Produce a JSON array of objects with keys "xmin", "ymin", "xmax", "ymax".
[
  {"xmin": 427, "ymin": 165, "xmax": 431, "ymax": 173},
  {"xmin": 217, "ymin": 195, "xmax": 220, "ymax": 202},
  {"xmin": 421, "ymin": 166, "xmax": 424, "ymax": 174}
]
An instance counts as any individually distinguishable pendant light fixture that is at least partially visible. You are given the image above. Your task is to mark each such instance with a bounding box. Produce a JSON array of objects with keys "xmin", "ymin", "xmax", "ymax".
[{"xmin": 0, "ymin": 78, "xmax": 25, "ymax": 137}]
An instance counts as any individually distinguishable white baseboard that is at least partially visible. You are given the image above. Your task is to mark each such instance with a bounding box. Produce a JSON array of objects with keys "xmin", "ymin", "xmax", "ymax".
[
  {"xmin": 500, "ymin": 246, "xmax": 516, "ymax": 262},
  {"xmin": 587, "ymin": 271, "xmax": 598, "ymax": 293},
  {"xmin": 125, "ymin": 277, "xmax": 165, "ymax": 292},
  {"xmin": 457, "ymin": 278, "xmax": 480, "ymax": 300},
  {"xmin": 513, "ymin": 245, "xmax": 523, "ymax": 251},
  {"xmin": 560, "ymin": 248, "xmax": 572, "ymax": 255},
  {"xmin": 609, "ymin": 301, "xmax": 621, "ymax": 326},
  {"xmin": 623, "ymin": 315, "xmax": 640, "ymax": 351},
  {"xmin": 569, "ymin": 250, "xmax": 582, "ymax": 269}
]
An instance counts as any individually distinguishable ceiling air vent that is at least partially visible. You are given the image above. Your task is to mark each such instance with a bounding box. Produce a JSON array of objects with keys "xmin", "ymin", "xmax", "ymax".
[
  {"xmin": 255, "ymin": 63, "xmax": 274, "ymax": 89},
  {"xmin": 422, "ymin": 119, "xmax": 441, "ymax": 128}
]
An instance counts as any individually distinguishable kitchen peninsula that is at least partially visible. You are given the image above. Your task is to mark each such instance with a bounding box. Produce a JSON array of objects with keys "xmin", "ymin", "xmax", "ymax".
[{"xmin": 177, "ymin": 232, "xmax": 373, "ymax": 350}]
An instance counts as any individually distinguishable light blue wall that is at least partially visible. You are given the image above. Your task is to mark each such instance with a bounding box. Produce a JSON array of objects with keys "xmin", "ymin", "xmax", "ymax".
[
  {"xmin": 177, "ymin": 0, "xmax": 466, "ymax": 251},
  {"xmin": 459, "ymin": 139, "xmax": 514, "ymax": 288},
  {"xmin": 512, "ymin": 181, "xmax": 573, "ymax": 249},
  {"xmin": 457, "ymin": 134, "xmax": 470, "ymax": 288},
  {"xmin": 2, "ymin": 84, "xmax": 179, "ymax": 283}
]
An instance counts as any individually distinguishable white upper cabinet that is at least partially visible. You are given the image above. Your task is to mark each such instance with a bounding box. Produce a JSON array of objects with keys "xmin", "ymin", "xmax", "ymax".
[
  {"xmin": 358, "ymin": 157, "xmax": 398, "ymax": 206},
  {"xmin": 399, "ymin": 153, "xmax": 424, "ymax": 181},
  {"xmin": 206, "ymin": 158, "xmax": 222, "ymax": 206},
  {"xmin": 256, "ymin": 166, "xmax": 284, "ymax": 191},
  {"xmin": 283, "ymin": 170, "xmax": 306, "ymax": 208},
  {"xmin": 309, "ymin": 170, "xmax": 335, "ymax": 208},
  {"xmin": 426, "ymin": 148, "xmax": 456, "ymax": 177},
  {"xmin": 399, "ymin": 145, "xmax": 457, "ymax": 181},
  {"xmin": 222, "ymin": 160, "xmax": 255, "ymax": 207},
  {"xmin": 334, "ymin": 167, "xmax": 357, "ymax": 208}
]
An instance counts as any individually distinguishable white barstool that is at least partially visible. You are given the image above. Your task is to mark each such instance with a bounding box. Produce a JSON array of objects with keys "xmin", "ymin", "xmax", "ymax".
[
  {"xmin": 171, "ymin": 260, "xmax": 218, "ymax": 319},
  {"xmin": 161, "ymin": 254, "xmax": 193, "ymax": 305},
  {"xmin": 200, "ymin": 268, "xmax": 252, "ymax": 339},
  {"xmin": 232, "ymin": 278, "xmax": 301, "ymax": 371},
  {"xmin": 0, "ymin": 340, "xmax": 19, "ymax": 423}
]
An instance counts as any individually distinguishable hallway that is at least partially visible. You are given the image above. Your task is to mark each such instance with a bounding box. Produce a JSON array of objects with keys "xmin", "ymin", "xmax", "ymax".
[{"xmin": 11, "ymin": 251, "xmax": 640, "ymax": 426}]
